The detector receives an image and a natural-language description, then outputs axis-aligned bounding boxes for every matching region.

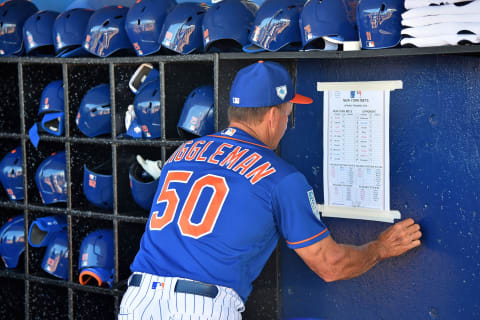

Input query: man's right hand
[295,218,422,282]
[376,218,422,259]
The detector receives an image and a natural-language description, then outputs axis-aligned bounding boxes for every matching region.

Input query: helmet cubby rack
[0,46,479,319]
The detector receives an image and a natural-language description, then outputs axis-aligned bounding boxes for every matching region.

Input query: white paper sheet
[317,81,403,223]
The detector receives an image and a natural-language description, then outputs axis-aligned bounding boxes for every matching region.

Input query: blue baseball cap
[229,61,312,108]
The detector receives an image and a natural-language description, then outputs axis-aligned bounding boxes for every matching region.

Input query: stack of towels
[401,0,480,47]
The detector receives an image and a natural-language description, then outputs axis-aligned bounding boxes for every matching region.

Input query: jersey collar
[208,127,270,150]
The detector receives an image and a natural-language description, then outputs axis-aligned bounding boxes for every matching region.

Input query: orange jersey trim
[286,229,328,245]
[208,135,270,150]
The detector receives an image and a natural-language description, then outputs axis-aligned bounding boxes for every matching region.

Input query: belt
[129,274,219,299]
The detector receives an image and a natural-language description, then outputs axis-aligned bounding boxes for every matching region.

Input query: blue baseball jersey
[130,127,329,302]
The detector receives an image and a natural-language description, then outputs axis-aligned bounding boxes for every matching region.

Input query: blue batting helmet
[83,161,113,210]
[357,0,404,49]
[202,0,258,52]
[124,0,175,56]
[300,0,358,50]
[0,215,25,268]
[243,0,304,53]
[23,10,59,56]
[37,80,65,136]
[78,229,114,287]
[28,215,68,279]
[0,147,23,201]
[76,83,111,138]
[29,81,65,147]
[159,2,209,55]
[83,6,133,57]
[129,160,159,211]
[35,151,67,205]
[38,80,64,115]
[41,230,68,280]
[131,80,161,139]
[53,8,94,57]
[177,85,215,137]
[0,0,38,56]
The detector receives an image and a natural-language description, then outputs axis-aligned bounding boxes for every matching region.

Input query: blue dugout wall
[280,55,480,319]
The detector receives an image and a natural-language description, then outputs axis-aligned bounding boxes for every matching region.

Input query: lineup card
[317,81,402,223]
[326,89,387,210]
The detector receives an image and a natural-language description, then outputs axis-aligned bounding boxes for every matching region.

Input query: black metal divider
[62,62,74,320]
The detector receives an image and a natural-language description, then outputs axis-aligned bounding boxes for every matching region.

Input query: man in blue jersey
[119,61,422,320]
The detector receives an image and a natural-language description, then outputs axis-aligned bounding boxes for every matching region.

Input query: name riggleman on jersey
[166,138,277,185]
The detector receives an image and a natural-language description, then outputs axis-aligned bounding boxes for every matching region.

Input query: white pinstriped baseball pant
[118,272,245,320]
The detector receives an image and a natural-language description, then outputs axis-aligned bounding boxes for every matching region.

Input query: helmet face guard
[38,112,65,136]
[0,215,25,268]
[76,83,111,138]
[130,80,162,139]
[29,113,65,148]
[129,161,159,211]
[357,0,404,49]
[28,215,67,248]
[202,0,258,52]
[83,6,133,57]
[0,147,24,201]
[243,0,304,52]
[128,63,160,95]
[177,85,215,137]
[125,0,175,56]
[35,151,67,205]
[23,10,59,56]
[41,230,68,280]
[0,0,39,56]
[159,3,209,55]
[300,0,359,49]
[78,229,114,287]
[53,8,94,57]
[83,162,113,210]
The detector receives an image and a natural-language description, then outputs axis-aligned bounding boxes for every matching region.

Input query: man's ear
[266,107,278,130]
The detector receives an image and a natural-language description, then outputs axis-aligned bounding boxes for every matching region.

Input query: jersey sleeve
[272,172,330,249]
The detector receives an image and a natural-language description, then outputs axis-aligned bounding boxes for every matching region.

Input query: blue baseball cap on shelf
[229,60,312,108]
